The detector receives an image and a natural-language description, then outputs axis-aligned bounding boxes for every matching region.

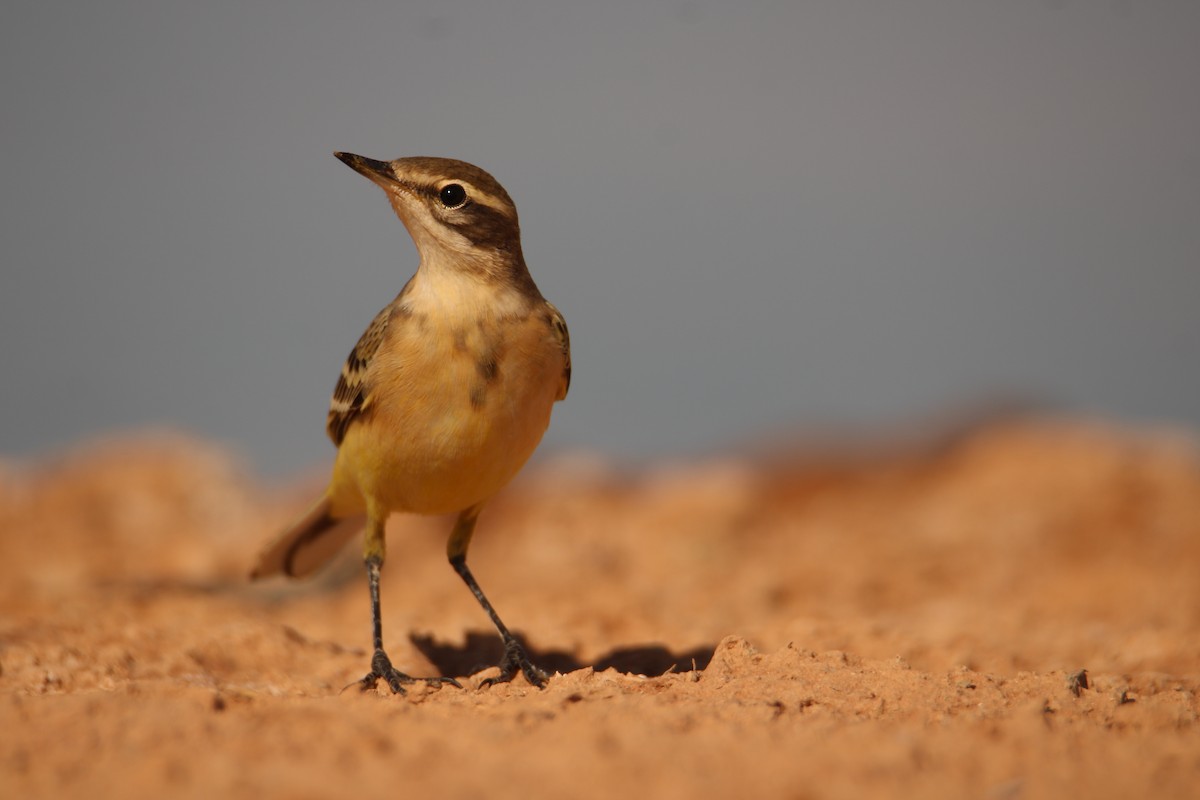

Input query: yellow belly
[327,313,563,517]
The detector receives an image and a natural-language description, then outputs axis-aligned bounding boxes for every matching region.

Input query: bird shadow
[410,631,715,679]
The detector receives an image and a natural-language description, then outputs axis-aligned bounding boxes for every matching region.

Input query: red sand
[2,419,1199,798]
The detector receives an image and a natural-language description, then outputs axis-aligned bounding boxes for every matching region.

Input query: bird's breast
[335,304,564,515]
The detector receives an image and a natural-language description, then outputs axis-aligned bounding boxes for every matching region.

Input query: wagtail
[253,153,571,693]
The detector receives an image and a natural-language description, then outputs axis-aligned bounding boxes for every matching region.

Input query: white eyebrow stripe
[401,171,515,219]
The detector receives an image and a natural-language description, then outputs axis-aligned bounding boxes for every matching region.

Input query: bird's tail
[250,495,366,580]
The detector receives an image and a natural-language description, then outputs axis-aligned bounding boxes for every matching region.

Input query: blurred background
[2,0,1197,477]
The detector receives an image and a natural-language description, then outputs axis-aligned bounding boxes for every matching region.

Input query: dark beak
[334,152,395,184]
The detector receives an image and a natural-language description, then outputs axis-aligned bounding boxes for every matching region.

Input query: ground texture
[2,418,1199,798]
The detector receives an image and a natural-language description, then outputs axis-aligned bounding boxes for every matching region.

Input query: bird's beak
[335,152,397,187]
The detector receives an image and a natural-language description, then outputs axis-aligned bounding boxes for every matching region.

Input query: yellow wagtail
[252,153,571,693]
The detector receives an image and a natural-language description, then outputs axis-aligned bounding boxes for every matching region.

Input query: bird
[251,153,571,694]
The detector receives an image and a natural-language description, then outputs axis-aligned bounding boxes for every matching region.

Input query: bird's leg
[358,518,460,694]
[448,507,549,688]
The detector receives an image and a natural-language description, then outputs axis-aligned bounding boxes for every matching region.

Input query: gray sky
[3,1,1198,476]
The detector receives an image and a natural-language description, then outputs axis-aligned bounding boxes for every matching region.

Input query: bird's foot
[479,638,549,689]
[357,648,461,694]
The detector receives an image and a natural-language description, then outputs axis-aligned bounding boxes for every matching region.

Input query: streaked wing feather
[327,304,394,445]
[545,301,571,401]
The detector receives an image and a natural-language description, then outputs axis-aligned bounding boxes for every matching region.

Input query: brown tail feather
[250,495,366,580]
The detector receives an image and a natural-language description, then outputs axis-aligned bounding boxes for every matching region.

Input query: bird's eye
[439,183,468,208]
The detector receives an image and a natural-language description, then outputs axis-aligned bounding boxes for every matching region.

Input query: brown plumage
[252,153,571,694]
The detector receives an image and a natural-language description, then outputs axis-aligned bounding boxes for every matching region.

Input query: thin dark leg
[450,554,549,688]
[357,554,461,694]
[369,554,385,651]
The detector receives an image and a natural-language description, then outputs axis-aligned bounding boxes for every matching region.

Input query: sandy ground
[2,417,1200,799]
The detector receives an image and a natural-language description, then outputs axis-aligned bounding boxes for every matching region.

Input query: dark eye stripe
[421,182,515,219]
[445,202,520,251]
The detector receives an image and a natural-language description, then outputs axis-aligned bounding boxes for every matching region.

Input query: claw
[358,649,461,694]
[479,639,549,689]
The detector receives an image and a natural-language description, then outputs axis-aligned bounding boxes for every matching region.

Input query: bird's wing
[326,302,395,446]
[545,301,571,401]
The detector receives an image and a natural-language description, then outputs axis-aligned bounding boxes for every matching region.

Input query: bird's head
[335,152,526,277]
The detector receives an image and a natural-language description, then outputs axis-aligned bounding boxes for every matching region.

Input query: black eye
[439,183,467,208]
